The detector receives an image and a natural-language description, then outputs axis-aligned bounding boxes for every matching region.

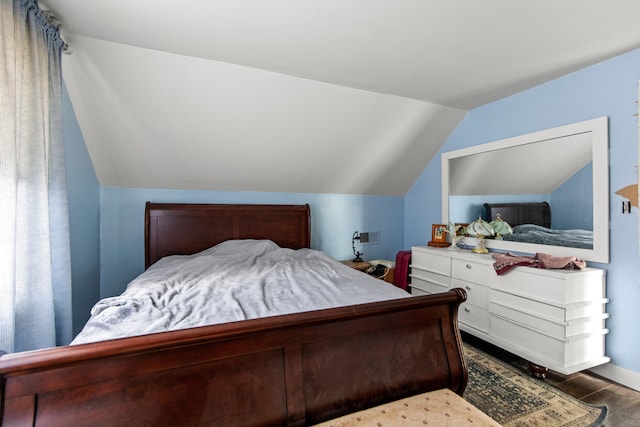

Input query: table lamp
[490,213,512,240]
[467,217,494,254]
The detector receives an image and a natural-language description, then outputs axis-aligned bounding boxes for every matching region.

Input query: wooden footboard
[0,289,466,427]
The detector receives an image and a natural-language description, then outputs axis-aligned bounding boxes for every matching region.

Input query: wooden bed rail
[1,289,467,426]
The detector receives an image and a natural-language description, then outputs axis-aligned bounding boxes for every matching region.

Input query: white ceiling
[41,0,640,195]
[449,132,592,196]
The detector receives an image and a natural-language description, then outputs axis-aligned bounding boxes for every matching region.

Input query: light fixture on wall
[467,217,494,254]
[352,231,364,262]
[490,213,512,240]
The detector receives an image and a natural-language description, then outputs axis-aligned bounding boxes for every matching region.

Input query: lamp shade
[490,213,512,239]
[468,217,494,238]
[468,217,493,254]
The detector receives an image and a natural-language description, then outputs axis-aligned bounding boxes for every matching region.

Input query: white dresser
[411,246,609,375]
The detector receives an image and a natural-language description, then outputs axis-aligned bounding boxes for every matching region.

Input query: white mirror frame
[441,116,609,263]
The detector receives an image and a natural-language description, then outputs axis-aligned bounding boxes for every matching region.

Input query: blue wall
[62,84,101,335]
[406,49,640,374]
[99,187,404,298]
[551,163,593,230]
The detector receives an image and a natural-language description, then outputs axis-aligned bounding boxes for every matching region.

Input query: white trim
[590,362,640,392]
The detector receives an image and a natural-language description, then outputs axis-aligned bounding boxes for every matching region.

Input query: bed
[484,201,593,249]
[0,202,468,426]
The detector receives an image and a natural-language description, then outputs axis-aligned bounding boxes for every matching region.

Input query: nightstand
[340,260,371,271]
[341,260,396,285]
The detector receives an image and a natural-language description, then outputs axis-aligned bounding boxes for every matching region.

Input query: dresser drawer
[411,272,450,295]
[410,286,430,296]
[492,268,605,304]
[452,278,488,309]
[452,258,495,285]
[459,303,489,333]
[490,315,607,369]
[490,301,607,339]
[491,290,608,323]
[411,249,451,276]
[411,268,451,288]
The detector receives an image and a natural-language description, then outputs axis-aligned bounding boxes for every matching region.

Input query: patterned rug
[463,344,608,427]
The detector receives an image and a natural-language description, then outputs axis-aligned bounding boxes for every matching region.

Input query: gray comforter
[72,240,409,344]
[503,224,593,249]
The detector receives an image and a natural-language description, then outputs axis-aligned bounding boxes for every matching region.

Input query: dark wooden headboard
[145,202,311,269]
[483,202,551,228]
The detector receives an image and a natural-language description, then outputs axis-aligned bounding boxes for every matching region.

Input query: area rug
[463,344,608,427]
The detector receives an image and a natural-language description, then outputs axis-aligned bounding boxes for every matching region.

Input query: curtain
[0,0,72,352]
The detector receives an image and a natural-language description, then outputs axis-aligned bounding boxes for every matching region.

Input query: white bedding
[72,240,410,344]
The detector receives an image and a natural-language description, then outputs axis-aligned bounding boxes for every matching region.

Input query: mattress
[72,239,410,344]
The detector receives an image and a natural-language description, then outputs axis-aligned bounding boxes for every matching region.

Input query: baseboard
[589,362,640,392]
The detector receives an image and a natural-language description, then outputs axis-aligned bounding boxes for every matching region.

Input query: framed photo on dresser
[428,224,450,247]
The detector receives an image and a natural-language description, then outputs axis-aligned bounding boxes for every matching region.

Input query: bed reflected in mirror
[441,117,609,263]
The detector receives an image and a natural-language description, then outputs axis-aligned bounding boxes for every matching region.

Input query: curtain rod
[40,8,72,54]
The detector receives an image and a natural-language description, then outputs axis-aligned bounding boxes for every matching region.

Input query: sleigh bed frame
[0,202,467,426]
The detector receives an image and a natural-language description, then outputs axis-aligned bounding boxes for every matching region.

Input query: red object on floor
[393,250,411,290]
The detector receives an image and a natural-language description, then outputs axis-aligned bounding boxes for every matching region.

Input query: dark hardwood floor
[463,333,640,426]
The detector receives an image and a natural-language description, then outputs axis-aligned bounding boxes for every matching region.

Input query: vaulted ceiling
[42,0,640,195]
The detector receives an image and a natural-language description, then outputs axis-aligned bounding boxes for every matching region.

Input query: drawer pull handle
[464,307,471,312]
[465,285,472,291]
[466,264,472,269]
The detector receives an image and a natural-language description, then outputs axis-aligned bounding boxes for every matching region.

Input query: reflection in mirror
[441,117,609,263]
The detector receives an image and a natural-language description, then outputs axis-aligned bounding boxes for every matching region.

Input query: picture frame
[431,224,447,243]
[428,224,450,247]
[454,223,469,237]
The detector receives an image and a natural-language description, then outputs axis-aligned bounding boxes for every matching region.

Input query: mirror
[441,117,609,263]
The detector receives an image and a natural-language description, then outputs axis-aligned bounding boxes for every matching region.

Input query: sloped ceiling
[449,132,592,196]
[41,0,640,195]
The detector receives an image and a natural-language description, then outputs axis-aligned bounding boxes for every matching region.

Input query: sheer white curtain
[0,0,72,352]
